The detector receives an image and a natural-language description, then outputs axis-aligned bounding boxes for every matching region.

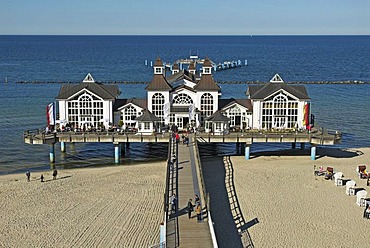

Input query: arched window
[200,93,213,122]
[273,93,287,116]
[123,106,137,126]
[173,93,193,105]
[67,92,103,129]
[228,106,241,127]
[152,93,165,122]
[261,92,298,129]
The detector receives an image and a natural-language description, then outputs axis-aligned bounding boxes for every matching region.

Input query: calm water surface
[0,35,369,174]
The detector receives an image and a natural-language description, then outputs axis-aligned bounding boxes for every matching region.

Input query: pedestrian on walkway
[170,193,177,213]
[40,174,44,183]
[195,203,202,221]
[195,194,200,204]
[187,199,194,219]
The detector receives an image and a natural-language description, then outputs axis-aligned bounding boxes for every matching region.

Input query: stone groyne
[13,80,370,84]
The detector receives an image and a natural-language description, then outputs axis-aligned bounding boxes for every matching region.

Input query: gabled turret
[153,57,164,76]
[188,62,196,75]
[146,57,172,91]
[172,63,179,74]
[202,57,212,75]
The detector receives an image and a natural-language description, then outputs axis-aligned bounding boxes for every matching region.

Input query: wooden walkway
[166,135,213,248]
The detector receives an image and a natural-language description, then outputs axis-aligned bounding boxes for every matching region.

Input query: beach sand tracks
[0,163,166,247]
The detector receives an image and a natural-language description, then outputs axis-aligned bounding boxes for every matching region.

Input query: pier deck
[24,130,341,146]
[166,136,213,248]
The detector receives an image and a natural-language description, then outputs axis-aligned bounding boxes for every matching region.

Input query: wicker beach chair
[356,190,367,207]
[357,165,368,179]
[345,180,356,195]
[334,172,344,186]
[324,167,334,180]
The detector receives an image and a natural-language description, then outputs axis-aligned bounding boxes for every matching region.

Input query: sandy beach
[0,162,166,248]
[202,147,370,248]
[1,147,369,248]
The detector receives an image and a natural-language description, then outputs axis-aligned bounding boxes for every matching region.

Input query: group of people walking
[187,194,202,221]
[170,193,203,221]
[25,169,58,182]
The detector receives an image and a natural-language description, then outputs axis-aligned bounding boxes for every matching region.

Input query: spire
[172,63,179,74]
[188,62,196,75]
[153,57,164,75]
[202,57,212,75]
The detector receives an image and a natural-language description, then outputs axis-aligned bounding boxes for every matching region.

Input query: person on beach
[52,169,58,180]
[195,203,202,221]
[26,170,31,182]
[187,199,194,219]
[40,174,44,182]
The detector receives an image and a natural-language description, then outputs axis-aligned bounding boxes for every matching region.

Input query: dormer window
[204,68,210,74]
[155,67,162,74]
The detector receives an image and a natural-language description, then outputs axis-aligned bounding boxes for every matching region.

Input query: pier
[164,134,215,247]
[24,128,342,163]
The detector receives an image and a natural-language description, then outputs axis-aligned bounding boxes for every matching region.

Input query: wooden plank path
[166,135,213,248]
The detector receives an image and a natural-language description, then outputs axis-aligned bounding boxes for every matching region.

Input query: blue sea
[0,35,369,175]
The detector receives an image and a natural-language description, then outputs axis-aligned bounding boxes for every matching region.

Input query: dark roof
[56,82,120,100]
[188,62,196,70]
[171,84,196,93]
[219,98,253,111]
[205,110,230,122]
[172,63,179,70]
[154,57,163,67]
[113,98,147,111]
[166,70,197,84]
[247,83,310,100]
[194,74,220,91]
[203,57,212,67]
[146,74,172,91]
[135,109,160,122]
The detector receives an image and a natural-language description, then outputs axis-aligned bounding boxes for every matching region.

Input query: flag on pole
[46,102,55,126]
[303,102,310,129]
[163,102,170,121]
[189,104,195,120]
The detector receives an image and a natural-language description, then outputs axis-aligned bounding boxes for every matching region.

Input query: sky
[0,0,369,35]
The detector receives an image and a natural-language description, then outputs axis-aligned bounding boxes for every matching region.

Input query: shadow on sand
[202,156,256,248]
[251,147,363,160]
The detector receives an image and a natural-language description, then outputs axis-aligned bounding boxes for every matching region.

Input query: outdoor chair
[324,167,334,180]
[346,180,356,196]
[357,165,368,179]
[356,190,367,207]
[334,172,344,186]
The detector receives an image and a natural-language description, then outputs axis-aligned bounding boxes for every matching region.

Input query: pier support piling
[49,144,55,164]
[245,145,250,160]
[300,142,305,150]
[292,142,296,149]
[311,145,317,160]
[236,142,240,154]
[60,141,66,152]
[114,143,120,164]
[121,142,125,158]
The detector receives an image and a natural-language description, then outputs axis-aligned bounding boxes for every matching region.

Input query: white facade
[55,67,311,134]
